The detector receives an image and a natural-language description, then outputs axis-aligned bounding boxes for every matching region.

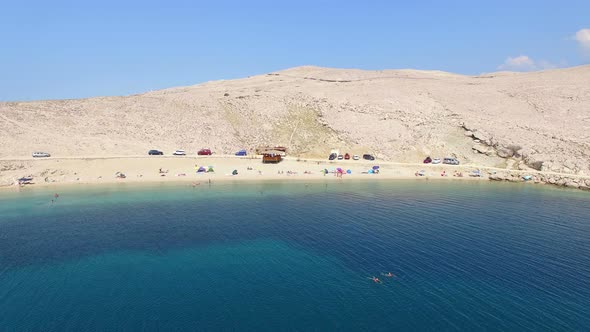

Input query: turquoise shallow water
[0,181,589,331]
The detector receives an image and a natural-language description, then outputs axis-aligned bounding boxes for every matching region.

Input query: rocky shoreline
[488,171,590,190]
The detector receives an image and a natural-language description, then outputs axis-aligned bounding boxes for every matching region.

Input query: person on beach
[54,193,59,199]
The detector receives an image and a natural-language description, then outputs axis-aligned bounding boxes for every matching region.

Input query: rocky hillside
[1,65,589,175]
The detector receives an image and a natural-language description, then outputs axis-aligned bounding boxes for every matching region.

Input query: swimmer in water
[370,276,382,283]
[381,272,395,278]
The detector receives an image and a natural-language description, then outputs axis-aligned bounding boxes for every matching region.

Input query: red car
[344,153,350,160]
[198,149,212,156]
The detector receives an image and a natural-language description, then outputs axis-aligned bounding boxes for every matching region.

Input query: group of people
[370,272,396,284]
[276,170,300,175]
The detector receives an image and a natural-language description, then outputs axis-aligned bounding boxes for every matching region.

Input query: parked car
[173,150,186,156]
[198,149,212,156]
[32,152,51,158]
[352,155,360,160]
[443,157,460,165]
[235,149,247,156]
[423,156,432,163]
[337,155,343,160]
[344,153,350,160]
[148,150,163,155]
[329,153,337,160]
[363,154,375,161]
[431,158,441,164]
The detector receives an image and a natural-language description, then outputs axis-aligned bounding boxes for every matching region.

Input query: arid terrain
[1,65,589,188]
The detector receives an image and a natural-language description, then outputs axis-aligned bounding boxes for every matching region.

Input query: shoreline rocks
[487,171,589,191]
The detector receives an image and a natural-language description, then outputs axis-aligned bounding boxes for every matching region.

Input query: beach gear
[232,169,238,175]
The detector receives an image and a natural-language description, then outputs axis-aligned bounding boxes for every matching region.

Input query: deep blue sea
[0,180,589,331]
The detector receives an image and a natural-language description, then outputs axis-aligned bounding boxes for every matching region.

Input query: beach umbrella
[346,169,351,174]
[372,166,380,170]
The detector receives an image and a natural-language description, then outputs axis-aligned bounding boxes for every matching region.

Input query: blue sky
[1,0,589,101]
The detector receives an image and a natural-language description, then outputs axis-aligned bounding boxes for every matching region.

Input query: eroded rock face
[497,148,514,158]
[472,131,492,146]
[472,144,490,154]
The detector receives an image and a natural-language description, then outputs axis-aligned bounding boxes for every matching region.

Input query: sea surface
[0,180,589,331]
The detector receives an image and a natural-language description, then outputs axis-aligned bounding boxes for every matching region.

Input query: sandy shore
[3,155,588,191]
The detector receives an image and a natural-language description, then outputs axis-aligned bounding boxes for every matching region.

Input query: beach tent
[232,169,238,175]
[207,166,215,173]
[197,166,206,173]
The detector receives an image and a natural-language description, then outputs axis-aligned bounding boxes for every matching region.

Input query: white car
[173,150,186,156]
[32,152,50,158]
[352,155,360,160]
[432,158,442,164]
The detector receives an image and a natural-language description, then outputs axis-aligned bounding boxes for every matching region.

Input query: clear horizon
[1,0,589,101]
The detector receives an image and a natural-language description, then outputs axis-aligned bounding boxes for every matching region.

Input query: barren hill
[1,65,589,175]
